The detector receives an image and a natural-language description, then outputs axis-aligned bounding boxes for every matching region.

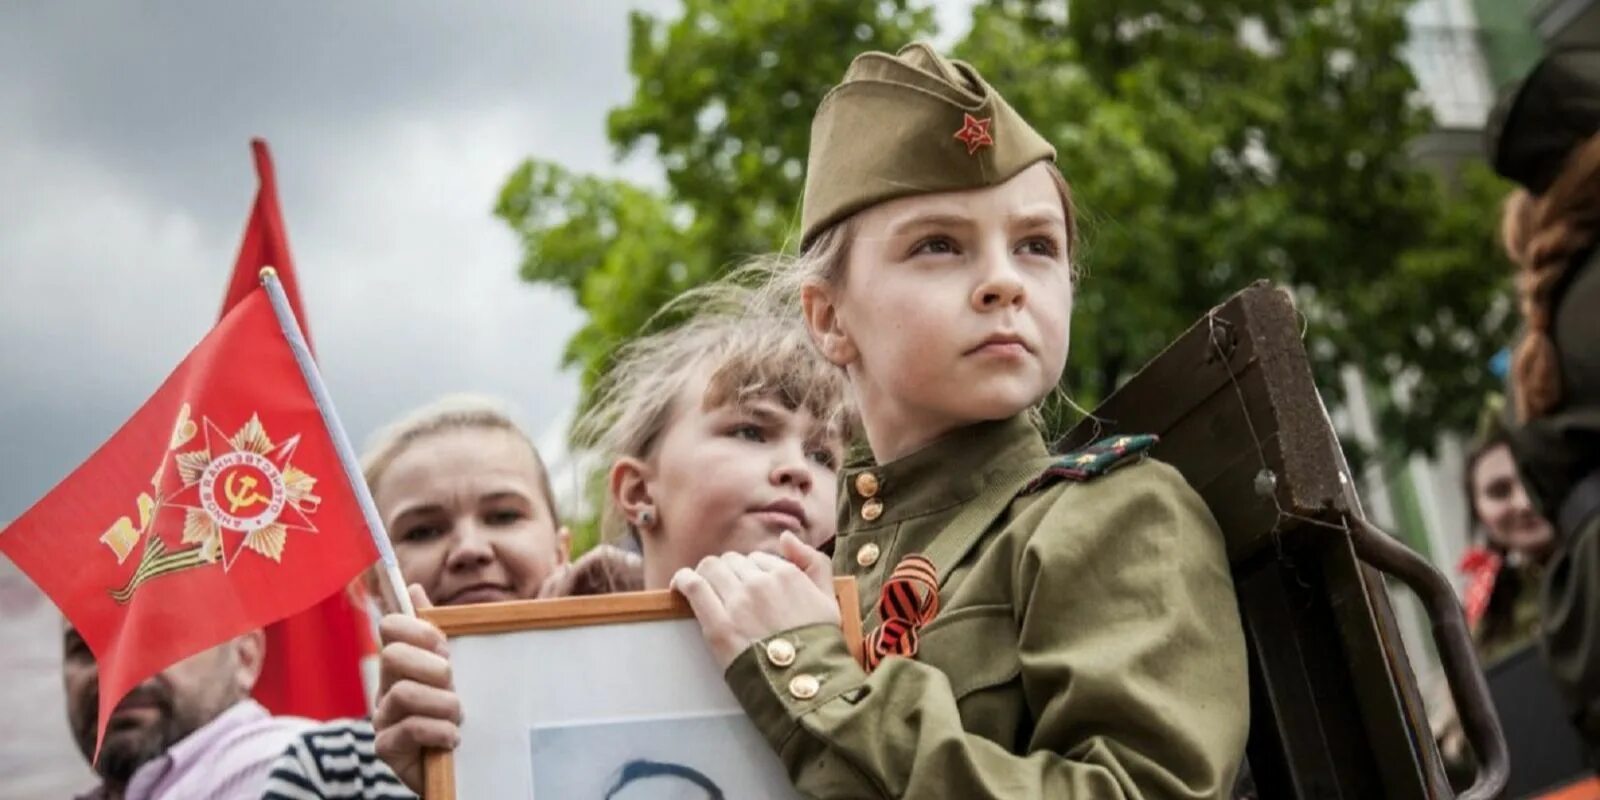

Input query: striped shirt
[260,719,416,800]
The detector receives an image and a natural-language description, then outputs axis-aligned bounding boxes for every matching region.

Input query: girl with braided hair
[1488,45,1600,766]
[1500,114,1600,424]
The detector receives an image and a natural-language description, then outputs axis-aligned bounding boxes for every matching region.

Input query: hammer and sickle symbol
[225,472,271,514]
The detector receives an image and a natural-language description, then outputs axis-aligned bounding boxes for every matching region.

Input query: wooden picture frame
[418,578,863,799]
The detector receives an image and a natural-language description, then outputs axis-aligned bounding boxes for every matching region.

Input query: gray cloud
[0,2,683,523]
[0,5,684,795]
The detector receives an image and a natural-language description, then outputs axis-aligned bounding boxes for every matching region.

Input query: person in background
[1435,400,1560,780]
[1488,45,1600,764]
[64,625,308,799]
[1459,401,1558,666]
[262,395,624,799]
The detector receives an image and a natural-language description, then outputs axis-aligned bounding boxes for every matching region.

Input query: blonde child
[576,290,850,586]
[370,302,852,792]
[671,43,1249,799]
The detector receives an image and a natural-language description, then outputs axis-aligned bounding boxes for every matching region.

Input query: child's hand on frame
[672,531,841,670]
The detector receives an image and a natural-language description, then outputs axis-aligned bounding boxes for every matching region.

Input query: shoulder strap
[1019,434,1159,495]
[917,434,1158,587]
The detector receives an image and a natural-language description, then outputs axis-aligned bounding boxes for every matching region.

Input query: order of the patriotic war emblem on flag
[101,403,330,604]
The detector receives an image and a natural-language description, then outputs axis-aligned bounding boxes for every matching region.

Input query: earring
[638,508,655,528]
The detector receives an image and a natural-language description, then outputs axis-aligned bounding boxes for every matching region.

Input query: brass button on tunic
[855,471,880,498]
[860,498,884,521]
[788,673,820,700]
[765,638,797,668]
[855,542,881,568]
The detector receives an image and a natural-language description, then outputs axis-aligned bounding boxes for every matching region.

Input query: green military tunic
[724,415,1250,798]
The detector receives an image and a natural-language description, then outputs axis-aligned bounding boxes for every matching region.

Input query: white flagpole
[258,267,416,617]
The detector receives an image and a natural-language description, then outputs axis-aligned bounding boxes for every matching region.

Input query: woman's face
[618,374,842,589]
[805,161,1073,461]
[374,427,569,609]
[1472,443,1555,561]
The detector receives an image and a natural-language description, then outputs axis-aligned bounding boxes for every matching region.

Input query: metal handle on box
[1349,515,1510,800]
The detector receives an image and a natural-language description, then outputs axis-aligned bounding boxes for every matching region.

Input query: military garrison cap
[1486,46,1600,195]
[799,42,1057,250]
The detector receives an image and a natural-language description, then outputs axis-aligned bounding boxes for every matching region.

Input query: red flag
[223,140,310,344]
[0,289,379,756]
[222,140,377,720]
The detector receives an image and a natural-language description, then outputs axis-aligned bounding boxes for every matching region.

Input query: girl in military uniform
[671,43,1249,799]
[367,299,853,794]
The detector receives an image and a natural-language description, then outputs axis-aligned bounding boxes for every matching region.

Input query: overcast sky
[0,2,686,523]
[0,4,664,791]
[0,2,973,524]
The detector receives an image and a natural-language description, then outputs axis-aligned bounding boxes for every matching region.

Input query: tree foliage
[496,0,936,403]
[497,0,1515,458]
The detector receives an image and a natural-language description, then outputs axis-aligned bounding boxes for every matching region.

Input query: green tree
[956,0,1514,445]
[497,0,1514,466]
[496,0,936,404]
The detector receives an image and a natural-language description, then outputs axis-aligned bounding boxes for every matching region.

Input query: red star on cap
[953,113,994,155]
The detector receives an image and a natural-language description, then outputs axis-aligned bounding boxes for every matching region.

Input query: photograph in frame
[530,710,799,799]
[420,578,863,799]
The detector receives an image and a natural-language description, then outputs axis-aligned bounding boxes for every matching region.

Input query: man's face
[61,624,256,787]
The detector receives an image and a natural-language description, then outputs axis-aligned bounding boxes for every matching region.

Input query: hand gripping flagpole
[259,267,417,618]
